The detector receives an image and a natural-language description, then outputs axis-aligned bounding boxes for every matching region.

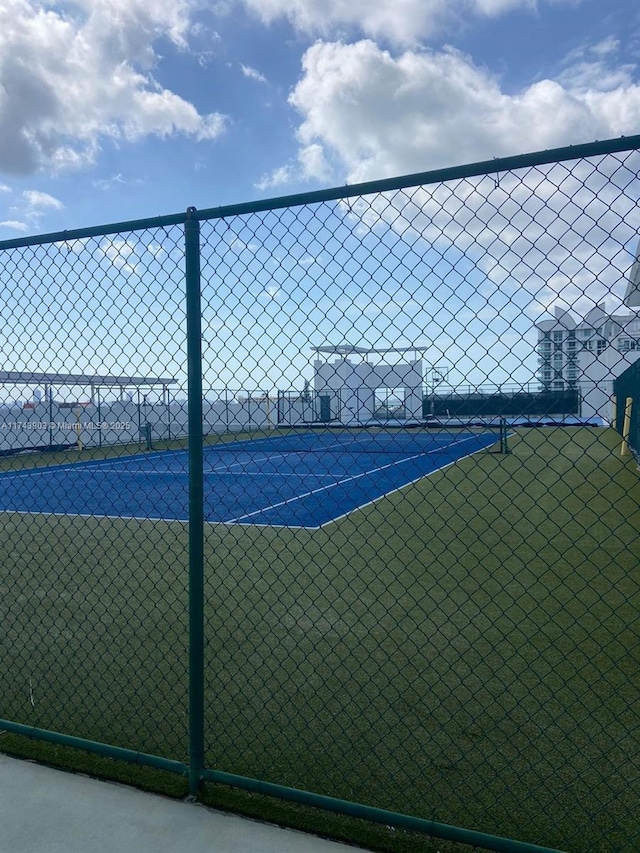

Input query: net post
[74,408,83,452]
[47,384,52,448]
[97,386,102,448]
[165,385,172,442]
[185,207,205,797]
[501,418,509,454]
[621,397,633,456]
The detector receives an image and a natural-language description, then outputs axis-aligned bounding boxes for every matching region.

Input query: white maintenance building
[312,346,426,425]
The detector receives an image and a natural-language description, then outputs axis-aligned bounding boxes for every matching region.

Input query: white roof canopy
[312,345,428,355]
[0,372,176,387]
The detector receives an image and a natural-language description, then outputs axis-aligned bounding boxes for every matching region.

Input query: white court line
[0,438,306,481]
[206,449,294,473]
[99,448,316,477]
[0,447,290,481]
[0,429,468,481]
[318,435,500,528]
[70,466,342,480]
[222,434,481,524]
[137,471,342,480]
[0,436,500,530]
[0,508,318,530]
[0,453,334,482]
[0,433,504,529]
[89,467,190,476]
[0,451,178,481]
[216,471,340,479]
[0,438,436,480]
[223,437,499,530]
[0,509,188,524]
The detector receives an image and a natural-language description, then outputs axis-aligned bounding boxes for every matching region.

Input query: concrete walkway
[0,755,367,853]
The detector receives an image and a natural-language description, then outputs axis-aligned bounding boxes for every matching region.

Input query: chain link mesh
[0,227,190,760]
[1,145,639,853]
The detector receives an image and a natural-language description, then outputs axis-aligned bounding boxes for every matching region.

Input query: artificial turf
[0,426,638,853]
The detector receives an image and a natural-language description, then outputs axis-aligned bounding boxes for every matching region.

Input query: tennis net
[205,420,511,456]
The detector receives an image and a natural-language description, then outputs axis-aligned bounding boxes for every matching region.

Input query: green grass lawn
[0,426,639,853]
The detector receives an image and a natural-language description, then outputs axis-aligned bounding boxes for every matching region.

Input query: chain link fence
[0,225,190,762]
[1,136,639,853]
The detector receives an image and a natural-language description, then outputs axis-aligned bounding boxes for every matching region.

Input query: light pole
[427,364,449,417]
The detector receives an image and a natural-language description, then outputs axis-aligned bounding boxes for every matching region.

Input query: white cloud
[254,143,331,191]
[0,0,226,175]
[23,190,64,210]
[240,0,572,45]
[100,237,139,272]
[146,242,165,257]
[336,157,640,325]
[472,0,536,13]
[557,36,634,93]
[0,220,29,232]
[0,184,11,193]
[275,36,640,321]
[76,0,195,55]
[222,232,260,253]
[1,187,64,229]
[92,173,134,191]
[255,164,294,191]
[8,188,65,227]
[563,35,620,66]
[241,63,268,83]
[590,35,620,58]
[287,39,639,185]
[298,143,332,182]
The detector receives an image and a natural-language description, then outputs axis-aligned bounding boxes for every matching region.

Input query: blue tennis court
[0,429,500,528]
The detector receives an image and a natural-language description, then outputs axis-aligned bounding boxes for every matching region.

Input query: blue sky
[1,0,640,394]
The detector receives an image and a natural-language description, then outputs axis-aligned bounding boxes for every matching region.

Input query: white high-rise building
[535,304,640,421]
[536,304,640,391]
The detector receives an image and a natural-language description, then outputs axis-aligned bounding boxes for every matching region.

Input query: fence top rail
[1,134,640,252]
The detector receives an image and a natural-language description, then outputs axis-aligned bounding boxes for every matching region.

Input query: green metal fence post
[185,207,205,796]
[501,417,509,454]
